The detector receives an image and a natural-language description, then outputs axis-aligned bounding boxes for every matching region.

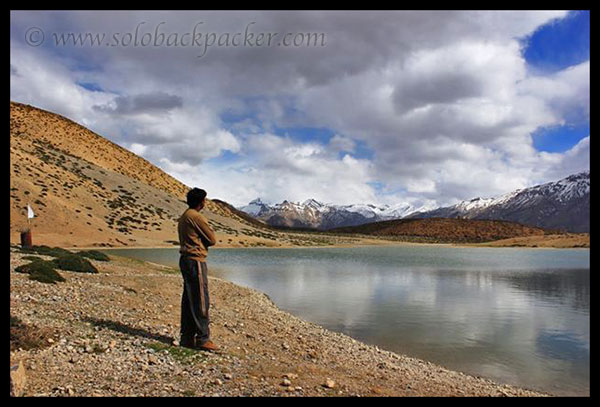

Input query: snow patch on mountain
[237,198,430,229]
[237,172,589,232]
[406,171,590,232]
[239,198,270,216]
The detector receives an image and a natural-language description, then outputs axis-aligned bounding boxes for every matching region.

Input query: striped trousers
[179,256,210,345]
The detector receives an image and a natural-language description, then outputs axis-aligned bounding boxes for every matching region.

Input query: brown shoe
[197,340,220,352]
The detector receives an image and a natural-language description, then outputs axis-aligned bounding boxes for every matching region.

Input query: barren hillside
[9,102,368,248]
[330,217,551,243]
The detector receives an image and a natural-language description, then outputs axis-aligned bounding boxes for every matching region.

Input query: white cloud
[163,133,378,207]
[10,11,588,209]
[518,61,590,123]
[10,42,241,167]
[129,143,147,155]
[294,36,589,204]
[9,43,114,127]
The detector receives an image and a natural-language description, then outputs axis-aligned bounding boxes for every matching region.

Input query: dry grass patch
[10,315,60,351]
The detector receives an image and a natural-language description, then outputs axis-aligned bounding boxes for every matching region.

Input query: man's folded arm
[192,214,217,247]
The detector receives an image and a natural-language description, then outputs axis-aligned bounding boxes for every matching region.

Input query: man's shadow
[83,316,173,345]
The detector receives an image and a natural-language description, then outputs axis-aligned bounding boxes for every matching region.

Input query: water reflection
[496,270,590,312]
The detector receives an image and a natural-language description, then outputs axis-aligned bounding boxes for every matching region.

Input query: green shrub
[15,260,66,284]
[22,256,43,262]
[37,246,73,257]
[18,245,73,258]
[29,269,67,284]
[77,250,110,262]
[53,254,98,274]
[15,259,53,274]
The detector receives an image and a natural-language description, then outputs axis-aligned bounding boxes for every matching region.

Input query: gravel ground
[10,249,548,397]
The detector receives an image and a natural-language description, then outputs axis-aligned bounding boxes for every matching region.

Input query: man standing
[178,188,219,351]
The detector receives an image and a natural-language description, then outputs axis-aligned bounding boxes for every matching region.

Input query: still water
[101,245,590,396]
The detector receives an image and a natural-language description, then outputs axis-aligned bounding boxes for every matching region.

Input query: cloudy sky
[10,10,590,209]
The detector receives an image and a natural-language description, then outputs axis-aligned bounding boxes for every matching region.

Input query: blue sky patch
[522,10,590,73]
[274,125,334,145]
[274,126,376,160]
[532,122,589,153]
[205,150,241,166]
[351,139,375,160]
[77,81,104,92]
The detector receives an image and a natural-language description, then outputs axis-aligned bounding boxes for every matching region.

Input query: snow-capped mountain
[238,199,429,230]
[240,198,271,216]
[238,172,589,232]
[406,171,590,233]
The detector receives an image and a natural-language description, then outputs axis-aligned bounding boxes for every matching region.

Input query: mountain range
[239,172,590,232]
[239,198,432,230]
[408,171,590,233]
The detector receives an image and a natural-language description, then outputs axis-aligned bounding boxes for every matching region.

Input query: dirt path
[10,250,548,397]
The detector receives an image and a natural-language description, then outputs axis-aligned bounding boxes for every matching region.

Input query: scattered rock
[323,378,336,389]
[10,361,27,397]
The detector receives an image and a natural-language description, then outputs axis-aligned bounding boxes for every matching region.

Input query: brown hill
[10,102,189,199]
[473,233,590,248]
[9,101,367,248]
[330,217,550,243]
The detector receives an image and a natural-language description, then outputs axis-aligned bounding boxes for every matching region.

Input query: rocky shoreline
[10,249,548,397]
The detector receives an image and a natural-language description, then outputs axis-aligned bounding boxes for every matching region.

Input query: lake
[100,245,590,396]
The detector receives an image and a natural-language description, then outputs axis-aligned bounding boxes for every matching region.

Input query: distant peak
[570,171,589,179]
[302,198,324,206]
